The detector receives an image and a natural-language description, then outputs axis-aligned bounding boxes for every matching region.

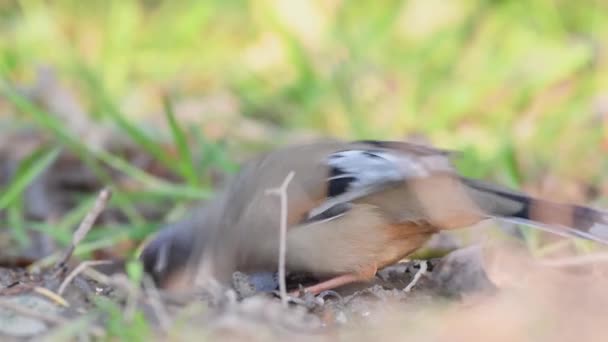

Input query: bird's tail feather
[461,177,608,244]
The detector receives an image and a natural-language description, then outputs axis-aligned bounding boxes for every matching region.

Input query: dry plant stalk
[265,171,296,308]
[81,266,112,285]
[54,187,112,272]
[33,286,69,307]
[57,260,113,295]
[404,260,428,292]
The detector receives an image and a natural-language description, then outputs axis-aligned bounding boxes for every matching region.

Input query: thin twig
[54,188,112,271]
[57,260,113,295]
[404,260,428,292]
[82,267,112,285]
[265,171,295,308]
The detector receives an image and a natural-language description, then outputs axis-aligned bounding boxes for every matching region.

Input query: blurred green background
[1,0,608,258]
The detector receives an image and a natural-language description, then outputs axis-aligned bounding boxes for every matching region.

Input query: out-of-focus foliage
[3,0,608,185]
[1,0,608,250]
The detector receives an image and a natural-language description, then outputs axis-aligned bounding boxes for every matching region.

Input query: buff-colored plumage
[141,139,608,293]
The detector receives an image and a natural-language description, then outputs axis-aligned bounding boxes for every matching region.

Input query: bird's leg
[291,264,377,296]
[294,274,362,296]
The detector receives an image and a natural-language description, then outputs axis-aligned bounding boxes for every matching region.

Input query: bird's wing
[307,140,608,245]
[307,140,457,220]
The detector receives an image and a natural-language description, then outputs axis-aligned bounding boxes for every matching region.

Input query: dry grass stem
[54,188,112,271]
[33,287,69,307]
[57,260,113,295]
[404,260,428,292]
[81,267,112,285]
[265,171,296,308]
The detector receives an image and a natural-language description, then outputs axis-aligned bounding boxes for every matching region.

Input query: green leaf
[126,259,144,283]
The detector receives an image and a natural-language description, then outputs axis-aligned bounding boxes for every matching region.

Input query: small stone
[429,245,496,298]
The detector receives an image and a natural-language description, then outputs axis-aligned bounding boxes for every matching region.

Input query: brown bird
[141,139,608,294]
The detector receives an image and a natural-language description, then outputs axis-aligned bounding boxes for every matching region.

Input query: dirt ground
[2,235,608,341]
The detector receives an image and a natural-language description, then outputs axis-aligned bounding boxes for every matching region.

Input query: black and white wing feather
[308,145,453,219]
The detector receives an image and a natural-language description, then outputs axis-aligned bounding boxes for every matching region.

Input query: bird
[140,139,608,295]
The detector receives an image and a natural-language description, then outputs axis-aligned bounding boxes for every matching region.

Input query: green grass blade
[96,150,210,200]
[0,146,60,210]
[1,85,145,223]
[76,67,179,170]
[162,95,198,186]
[7,200,28,246]
[29,222,157,269]
[3,86,209,202]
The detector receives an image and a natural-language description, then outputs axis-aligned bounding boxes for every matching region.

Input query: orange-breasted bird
[141,139,608,294]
